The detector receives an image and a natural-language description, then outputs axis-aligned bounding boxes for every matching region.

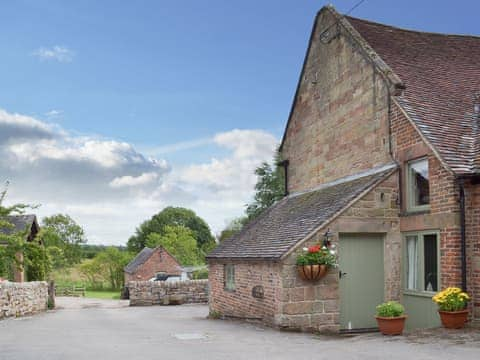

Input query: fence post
[48,280,55,309]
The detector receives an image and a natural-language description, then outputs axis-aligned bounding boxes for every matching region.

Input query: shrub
[376,301,405,317]
[432,287,470,311]
[192,268,208,280]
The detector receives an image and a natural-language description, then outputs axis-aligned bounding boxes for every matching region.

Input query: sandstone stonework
[0,281,48,319]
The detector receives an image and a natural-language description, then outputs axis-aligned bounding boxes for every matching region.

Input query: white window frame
[224,264,235,291]
[406,157,430,213]
[403,230,440,296]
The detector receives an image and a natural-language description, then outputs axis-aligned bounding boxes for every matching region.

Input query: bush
[192,268,208,280]
[376,301,405,317]
[296,245,337,268]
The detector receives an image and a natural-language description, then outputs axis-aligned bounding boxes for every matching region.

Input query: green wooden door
[339,234,384,330]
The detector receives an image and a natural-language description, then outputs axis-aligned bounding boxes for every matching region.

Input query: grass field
[85,290,121,300]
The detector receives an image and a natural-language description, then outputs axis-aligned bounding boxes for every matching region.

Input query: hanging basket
[297,264,327,281]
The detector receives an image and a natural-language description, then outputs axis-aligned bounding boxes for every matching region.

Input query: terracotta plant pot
[438,310,469,329]
[375,315,407,335]
[297,264,327,281]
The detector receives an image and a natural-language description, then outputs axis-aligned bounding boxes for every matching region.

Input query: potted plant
[375,301,407,335]
[432,287,470,329]
[296,245,336,281]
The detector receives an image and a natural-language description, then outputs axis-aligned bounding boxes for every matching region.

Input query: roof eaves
[279,164,398,260]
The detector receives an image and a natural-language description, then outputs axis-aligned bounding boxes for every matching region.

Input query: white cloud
[32,46,75,62]
[0,108,278,244]
[110,172,159,188]
[45,109,63,118]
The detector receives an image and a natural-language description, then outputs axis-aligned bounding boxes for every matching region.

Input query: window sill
[403,290,436,298]
[401,209,431,217]
[224,288,236,293]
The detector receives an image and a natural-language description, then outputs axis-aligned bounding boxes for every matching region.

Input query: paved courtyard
[0,297,479,360]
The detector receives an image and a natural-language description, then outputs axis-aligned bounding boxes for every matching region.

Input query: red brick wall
[465,182,480,318]
[391,102,472,308]
[125,248,182,283]
[208,261,282,324]
[281,10,392,193]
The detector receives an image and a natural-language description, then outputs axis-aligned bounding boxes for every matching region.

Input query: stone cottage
[207,5,480,332]
[0,215,40,282]
[124,247,182,283]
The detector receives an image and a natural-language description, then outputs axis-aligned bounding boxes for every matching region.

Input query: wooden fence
[55,285,86,297]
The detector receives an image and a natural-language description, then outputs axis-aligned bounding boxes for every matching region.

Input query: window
[404,232,439,293]
[224,264,235,291]
[406,158,430,212]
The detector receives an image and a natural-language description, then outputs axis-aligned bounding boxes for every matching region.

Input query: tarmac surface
[0,297,479,360]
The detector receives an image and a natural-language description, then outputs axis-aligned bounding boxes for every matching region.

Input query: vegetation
[85,290,121,300]
[432,287,470,311]
[296,245,337,268]
[376,301,405,317]
[245,149,285,220]
[192,268,209,280]
[217,148,285,242]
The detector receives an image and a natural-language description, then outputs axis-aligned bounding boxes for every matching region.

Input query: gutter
[457,177,467,292]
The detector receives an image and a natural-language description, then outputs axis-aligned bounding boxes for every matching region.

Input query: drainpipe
[457,177,467,292]
[278,160,289,197]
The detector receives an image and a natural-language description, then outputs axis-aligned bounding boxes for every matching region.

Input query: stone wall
[279,173,400,332]
[129,280,208,306]
[208,261,282,324]
[0,281,48,319]
[281,9,392,193]
[125,247,182,283]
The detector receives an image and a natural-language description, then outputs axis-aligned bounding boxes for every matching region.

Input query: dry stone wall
[0,281,48,319]
[129,280,208,306]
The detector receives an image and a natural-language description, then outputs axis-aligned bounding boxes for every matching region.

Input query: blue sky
[1,0,478,244]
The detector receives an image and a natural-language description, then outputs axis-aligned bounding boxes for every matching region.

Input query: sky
[1,0,479,245]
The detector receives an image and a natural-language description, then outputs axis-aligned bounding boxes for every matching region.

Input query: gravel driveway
[0,297,478,360]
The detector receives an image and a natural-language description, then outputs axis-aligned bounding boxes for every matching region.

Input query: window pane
[424,234,438,292]
[406,235,418,290]
[410,160,429,206]
[224,264,235,291]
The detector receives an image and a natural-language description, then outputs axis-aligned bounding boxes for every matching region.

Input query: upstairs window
[224,264,235,291]
[406,158,430,212]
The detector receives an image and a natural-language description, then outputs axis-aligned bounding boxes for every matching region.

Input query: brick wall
[0,281,48,319]
[125,247,182,283]
[208,261,282,324]
[279,173,400,332]
[465,182,480,319]
[281,9,392,193]
[129,280,208,306]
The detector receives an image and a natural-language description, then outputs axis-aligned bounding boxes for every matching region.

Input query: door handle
[339,271,347,279]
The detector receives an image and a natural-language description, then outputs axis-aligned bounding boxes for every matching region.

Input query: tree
[94,247,133,290]
[40,214,87,266]
[127,207,215,253]
[217,217,247,242]
[245,149,285,220]
[146,225,202,266]
[0,185,51,281]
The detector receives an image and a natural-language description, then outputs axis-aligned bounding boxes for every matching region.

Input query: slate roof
[0,215,38,236]
[207,165,396,260]
[345,15,480,174]
[124,247,154,274]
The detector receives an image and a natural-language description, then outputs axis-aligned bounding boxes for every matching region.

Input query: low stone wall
[0,281,48,319]
[128,280,208,306]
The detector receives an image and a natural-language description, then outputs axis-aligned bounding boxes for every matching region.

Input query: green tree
[146,225,202,266]
[0,185,50,281]
[217,217,247,242]
[245,149,285,220]
[79,258,104,289]
[95,247,133,290]
[40,214,87,266]
[127,207,215,254]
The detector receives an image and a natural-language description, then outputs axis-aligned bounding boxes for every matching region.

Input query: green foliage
[217,217,247,242]
[24,241,51,281]
[295,245,337,268]
[40,214,87,266]
[146,225,202,266]
[192,268,209,280]
[81,244,107,259]
[376,301,405,317]
[127,207,215,254]
[78,247,133,290]
[245,149,285,220]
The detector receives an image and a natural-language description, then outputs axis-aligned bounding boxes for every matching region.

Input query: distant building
[124,247,182,283]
